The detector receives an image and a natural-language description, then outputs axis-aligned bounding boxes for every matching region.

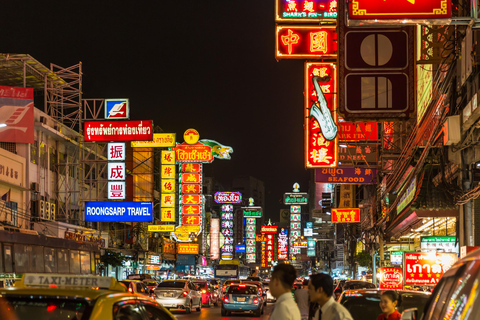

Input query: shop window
[3,244,12,273]
[70,250,80,274]
[45,247,56,273]
[30,141,38,164]
[80,251,90,274]
[7,201,18,226]
[31,245,45,273]
[14,244,32,273]
[57,248,69,273]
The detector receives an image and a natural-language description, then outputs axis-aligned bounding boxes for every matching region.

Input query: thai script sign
[379,268,403,290]
[174,143,213,163]
[84,201,153,222]
[315,167,376,184]
[131,133,176,147]
[332,208,360,223]
[261,225,278,234]
[349,0,451,20]
[421,236,458,253]
[243,207,262,218]
[214,191,242,204]
[177,243,199,255]
[64,230,106,247]
[396,177,416,214]
[284,193,308,205]
[276,26,337,59]
[84,120,153,142]
[404,252,457,286]
[148,225,175,232]
[275,0,337,22]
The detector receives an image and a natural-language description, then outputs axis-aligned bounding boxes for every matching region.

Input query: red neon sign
[181,163,202,173]
[404,252,456,286]
[181,173,202,184]
[182,184,201,194]
[339,122,378,142]
[379,268,403,290]
[275,0,338,23]
[349,0,451,20]
[276,26,337,59]
[261,226,278,234]
[304,62,337,168]
[181,205,202,215]
[182,215,201,226]
[181,195,202,205]
[331,208,360,223]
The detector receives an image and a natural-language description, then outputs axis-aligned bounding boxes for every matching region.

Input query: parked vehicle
[118,280,150,296]
[339,289,430,320]
[193,280,219,307]
[221,284,264,316]
[340,280,377,291]
[152,280,202,313]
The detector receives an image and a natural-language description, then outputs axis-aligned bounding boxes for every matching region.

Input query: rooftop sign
[284,193,308,205]
[84,120,153,142]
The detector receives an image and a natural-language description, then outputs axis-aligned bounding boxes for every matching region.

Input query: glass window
[45,247,56,273]
[227,286,258,295]
[142,302,175,320]
[157,281,186,288]
[70,250,80,274]
[80,251,90,274]
[31,245,45,273]
[14,244,31,273]
[136,283,146,293]
[113,301,144,320]
[4,244,13,273]
[30,141,38,164]
[429,276,457,319]
[9,201,18,227]
[57,248,69,273]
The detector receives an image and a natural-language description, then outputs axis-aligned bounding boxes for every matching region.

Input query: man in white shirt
[308,273,353,320]
[269,263,302,320]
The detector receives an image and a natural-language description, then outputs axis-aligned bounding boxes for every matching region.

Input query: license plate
[164,293,174,297]
[237,297,245,302]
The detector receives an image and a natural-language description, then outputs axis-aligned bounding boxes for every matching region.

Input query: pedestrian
[334,288,342,301]
[294,279,310,320]
[377,291,401,320]
[308,273,353,320]
[269,263,302,320]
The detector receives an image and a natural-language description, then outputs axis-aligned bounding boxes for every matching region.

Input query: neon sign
[304,62,338,168]
[275,0,338,22]
[276,26,337,59]
[348,0,451,20]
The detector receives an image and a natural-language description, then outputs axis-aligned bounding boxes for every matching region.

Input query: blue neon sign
[85,201,153,222]
[235,245,246,253]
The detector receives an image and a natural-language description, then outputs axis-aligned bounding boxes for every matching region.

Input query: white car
[153,279,202,313]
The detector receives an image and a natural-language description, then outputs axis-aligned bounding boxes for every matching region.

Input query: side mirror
[401,308,418,320]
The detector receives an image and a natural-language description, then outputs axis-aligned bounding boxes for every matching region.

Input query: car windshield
[157,281,185,288]
[193,282,206,289]
[1,296,91,320]
[227,286,258,295]
[344,282,376,290]
[341,292,430,320]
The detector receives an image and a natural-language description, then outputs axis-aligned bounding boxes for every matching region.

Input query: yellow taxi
[0,273,177,320]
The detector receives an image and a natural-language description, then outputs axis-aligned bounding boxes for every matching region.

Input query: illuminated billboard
[276,26,337,60]
[348,0,451,20]
[331,208,360,223]
[304,62,338,168]
[85,201,153,222]
[131,133,176,148]
[275,0,337,22]
[210,218,220,260]
[84,120,153,142]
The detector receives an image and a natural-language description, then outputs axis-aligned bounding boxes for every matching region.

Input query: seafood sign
[84,120,153,142]
[404,252,457,286]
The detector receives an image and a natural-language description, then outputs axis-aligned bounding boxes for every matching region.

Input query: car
[0,273,177,320]
[246,276,262,281]
[143,279,159,292]
[263,282,276,302]
[340,280,377,291]
[403,248,480,320]
[339,289,431,320]
[220,279,243,302]
[118,279,150,295]
[242,280,267,306]
[221,284,264,316]
[193,280,219,307]
[153,279,202,313]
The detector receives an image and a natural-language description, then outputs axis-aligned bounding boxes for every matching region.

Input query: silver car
[153,280,202,313]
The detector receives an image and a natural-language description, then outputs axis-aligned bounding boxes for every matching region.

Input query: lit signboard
[85,201,153,222]
[266,234,274,267]
[379,268,403,290]
[307,239,316,257]
[131,133,176,148]
[420,236,458,253]
[275,0,337,22]
[404,252,457,286]
[284,193,308,205]
[339,122,378,142]
[161,150,176,165]
[107,143,126,161]
[315,167,376,184]
[243,207,262,218]
[276,26,337,59]
[182,184,201,194]
[177,243,199,255]
[278,228,288,260]
[210,218,220,260]
[105,99,129,119]
[305,62,337,168]
[348,0,451,20]
[214,192,242,204]
[236,244,246,253]
[108,181,125,200]
[261,225,278,234]
[331,208,360,223]
[161,208,175,222]
[174,143,213,163]
[148,225,175,232]
[108,162,125,181]
[84,120,153,142]
[181,163,202,173]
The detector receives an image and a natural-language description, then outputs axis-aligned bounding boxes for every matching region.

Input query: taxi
[0,273,177,320]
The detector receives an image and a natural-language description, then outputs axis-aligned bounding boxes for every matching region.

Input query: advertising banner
[108,181,126,199]
[284,193,308,205]
[421,236,458,253]
[180,173,202,184]
[181,163,202,173]
[161,150,176,165]
[148,225,175,232]
[105,99,129,119]
[315,167,376,184]
[338,144,377,165]
[243,207,262,218]
[85,201,153,222]
[180,194,202,205]
[177,244,199,255]
[84,120,153,142]
[107,143,126,161]
[131,133,176,148]
[261,225,278,234]
[182,184,201,194]
[0,86,34,144]
[348,0,451,20]
[332,208,360,223]
[379,268,403,289]
[404,252,457,286]
[161,208,175,222]
[276,26,337,59]
[275,0,337,22]
[174,143,213,163]
[214,191,242,204]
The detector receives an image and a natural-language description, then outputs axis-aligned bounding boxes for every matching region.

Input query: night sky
[2,1,310,220]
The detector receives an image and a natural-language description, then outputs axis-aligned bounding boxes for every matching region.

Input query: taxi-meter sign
[22,274,114,289]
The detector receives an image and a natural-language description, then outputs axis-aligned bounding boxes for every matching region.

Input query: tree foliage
[101,249,127,268]
[356,251,372,268]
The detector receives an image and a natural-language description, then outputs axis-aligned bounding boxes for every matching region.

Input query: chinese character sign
[161,150,176,165]
[266,234,274,267]
[276,26,337,59]
[331,208,360,223]
[338,185,355,208]
[161,208,175,222]
[107,162,125,180]
[221,204,234,260]
[305,63,338,168]
[107,143,126,161]
[349,0,451,20]
[275,0,338,22]
[161,151,176,222]
[108,182,126,200]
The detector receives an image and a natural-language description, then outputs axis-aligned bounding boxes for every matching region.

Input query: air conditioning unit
[30,182,39,193]
[50,203,56,221]
[39,200,46,219]
[39,116,47,124]
[45,202,51,220]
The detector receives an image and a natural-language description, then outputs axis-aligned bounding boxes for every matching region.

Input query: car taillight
[183,291,188,297]
[224,297,229,304]
[47,305,57,312]
[253,297,259,305]
[128,287,133,293]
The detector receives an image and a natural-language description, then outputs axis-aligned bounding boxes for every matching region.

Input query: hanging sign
[84,120,153,142]
[148,225,175,232]
[315,167,376,184]
[284,193,308,205]
[174,143,213,163]
[348,0,451,20]
[331,208,361,223]
[276,26,337,59]
[177,243,199,255]
[214,191,243,204]
[275,0,337,22]
[339,144,377,165]
[107,143,126,161]
[131,133,176,148]
[181,163,202,173]
[161,208,175,222]
[105,99,129,119]
[339,122,378,142]
[182,184,201,194]
[85,201,153,222]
